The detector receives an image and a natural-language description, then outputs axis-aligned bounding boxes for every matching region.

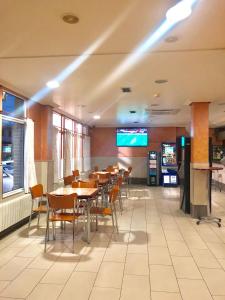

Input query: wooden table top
[50,187,98,198]
[94,171,118,176]
[80,178,109,185]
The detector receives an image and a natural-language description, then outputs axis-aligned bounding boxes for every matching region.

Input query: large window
[52,112,90,180]
[2,92,25,195]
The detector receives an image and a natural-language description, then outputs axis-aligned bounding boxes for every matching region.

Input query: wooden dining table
[50,187,98,243]
[94,171,119,176]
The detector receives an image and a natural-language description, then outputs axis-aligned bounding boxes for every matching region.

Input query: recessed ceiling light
[76,104,86,108]
[166,0,193,23]
[121,87,132,93]
[46,80,60,89]
[62,14,79,24]
[155,79,168,84]
[165,36,178,43]
[154,93,160,98]
[129,110,136,114]
[93,115,100,120]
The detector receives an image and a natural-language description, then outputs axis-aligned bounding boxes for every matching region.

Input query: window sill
[2,189,25,200]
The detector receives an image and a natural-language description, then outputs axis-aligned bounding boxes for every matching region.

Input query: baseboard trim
[191,204,208,218]
[130,178,147,185]
[0,213,37,240]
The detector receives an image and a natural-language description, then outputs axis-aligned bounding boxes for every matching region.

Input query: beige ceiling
[0,0,225,127]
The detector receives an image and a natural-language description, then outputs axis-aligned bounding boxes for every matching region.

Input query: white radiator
[0,193,31,233]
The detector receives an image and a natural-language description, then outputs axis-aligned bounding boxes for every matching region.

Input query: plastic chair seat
[49,212,82,222]
[90,207,112,215]
[33,205,47,213]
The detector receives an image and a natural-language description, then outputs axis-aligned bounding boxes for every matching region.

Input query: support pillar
[190,102,210,218]
[28,103,54,192]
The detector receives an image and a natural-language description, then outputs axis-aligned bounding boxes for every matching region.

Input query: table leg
[86,201,91,243]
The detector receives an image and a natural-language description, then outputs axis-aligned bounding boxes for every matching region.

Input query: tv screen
[116,128,148,147]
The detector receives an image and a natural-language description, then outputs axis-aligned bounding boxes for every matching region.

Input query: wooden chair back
[47,193,77,210]
[94,166,99,172]
[72,170,80,177]
[123,171,129,178]
[63,175,74,186]
[72,181,96,188]
[30,184,44,200]
[128,166,132,174]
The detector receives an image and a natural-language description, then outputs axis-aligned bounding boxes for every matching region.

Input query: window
[52,112,90,181]
[2,92,25,119]
[53,113,61,127]
[2,92,25,195]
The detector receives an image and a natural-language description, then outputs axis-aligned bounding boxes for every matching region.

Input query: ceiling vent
[149,109,180,115]
[121,87,131,93]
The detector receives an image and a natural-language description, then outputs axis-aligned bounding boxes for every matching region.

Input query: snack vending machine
[161,143,178,187]
[147,151,159,186]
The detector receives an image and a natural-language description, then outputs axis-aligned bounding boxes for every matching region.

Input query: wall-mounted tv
[116,128,148,147]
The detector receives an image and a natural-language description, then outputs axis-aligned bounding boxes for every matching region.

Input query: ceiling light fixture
[130,110,136,114]
[154,93,160,98]
[165,36,178,43]
[93,115,100,120]
[62,14,79,24]
[133,121,139,124]
[166,0,196,24]
[155,79,168,84]
[46,80,60,89]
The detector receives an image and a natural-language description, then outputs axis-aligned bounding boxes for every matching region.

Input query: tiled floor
[0,186,225,299]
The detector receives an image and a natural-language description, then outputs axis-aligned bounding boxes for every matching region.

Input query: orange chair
[29,184,47,228]
[45,193,82,252]
[72,180,97,188]
[90,185,119,232]
[72,170,80,179]
[63,175,75,186]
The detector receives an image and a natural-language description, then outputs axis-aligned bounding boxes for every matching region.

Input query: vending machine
[147,151,159,186]
[161,143,178,187]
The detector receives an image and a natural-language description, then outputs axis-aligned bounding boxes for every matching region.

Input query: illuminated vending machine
[161,143,178,187]
[147,151,159,186]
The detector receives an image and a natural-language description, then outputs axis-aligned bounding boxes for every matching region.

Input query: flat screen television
[116,128,148,147]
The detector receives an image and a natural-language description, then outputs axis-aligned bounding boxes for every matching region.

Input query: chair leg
[95,215,98,231]
[113,203,119,233]
[111,212,115,231]
[73,220,75,253]
[37,211,41,227]
[44,214,49,252]
[52,222,56,240]
[119,190,123,215]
